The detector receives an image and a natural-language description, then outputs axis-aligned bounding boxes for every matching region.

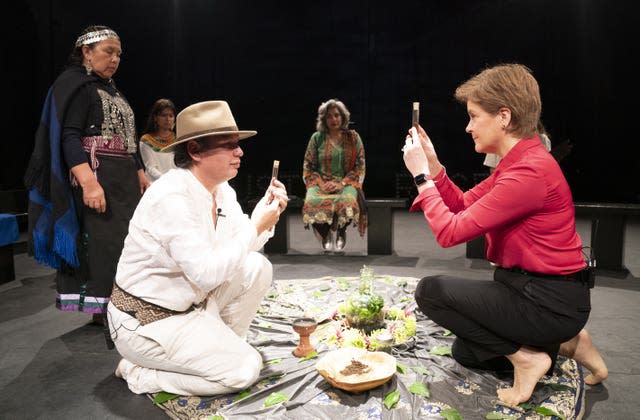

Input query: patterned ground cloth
[150,275,585,419]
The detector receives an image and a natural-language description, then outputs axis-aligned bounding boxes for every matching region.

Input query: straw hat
[161,100,256,152]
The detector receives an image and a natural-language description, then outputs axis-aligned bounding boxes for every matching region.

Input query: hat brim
[160,130,257,152]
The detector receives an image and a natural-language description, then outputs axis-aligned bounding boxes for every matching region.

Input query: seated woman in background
[302,99,366,252]
[139,98,177,183]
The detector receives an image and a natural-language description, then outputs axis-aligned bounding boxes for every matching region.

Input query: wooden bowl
[315,347,396,393]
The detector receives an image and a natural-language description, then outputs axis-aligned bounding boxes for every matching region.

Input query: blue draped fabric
[27,88,79,269]
[24,68,91,269]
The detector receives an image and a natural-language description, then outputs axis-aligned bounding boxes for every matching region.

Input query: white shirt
[115,168,271,310]
[140,142,177,183]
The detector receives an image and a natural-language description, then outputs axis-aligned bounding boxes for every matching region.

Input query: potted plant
[343,266,385,334]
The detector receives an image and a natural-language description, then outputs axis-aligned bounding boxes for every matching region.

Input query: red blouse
[410,136,586,275]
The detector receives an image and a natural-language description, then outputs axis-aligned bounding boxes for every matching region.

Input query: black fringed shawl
[23,67,93,269]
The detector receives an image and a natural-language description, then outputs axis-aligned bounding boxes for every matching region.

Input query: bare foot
[497,347,551,406]
[560,329,608,385]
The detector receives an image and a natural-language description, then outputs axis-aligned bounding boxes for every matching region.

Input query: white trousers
[107,252,272,396]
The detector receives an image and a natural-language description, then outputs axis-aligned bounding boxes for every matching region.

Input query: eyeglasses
[214,141,241,150]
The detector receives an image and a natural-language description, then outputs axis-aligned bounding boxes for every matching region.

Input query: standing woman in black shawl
[24,25,149,325]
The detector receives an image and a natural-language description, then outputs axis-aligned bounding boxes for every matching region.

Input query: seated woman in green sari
[302,99,367,251]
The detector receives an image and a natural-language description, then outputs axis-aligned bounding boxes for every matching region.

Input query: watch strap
[414,173,427,186]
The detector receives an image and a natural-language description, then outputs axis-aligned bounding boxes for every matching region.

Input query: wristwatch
[414,173,428,186]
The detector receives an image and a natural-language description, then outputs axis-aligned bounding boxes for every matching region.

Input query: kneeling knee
[414,275,447,301]
[414,275,448,314]
[247,252,273,290]
[225,350,262,389]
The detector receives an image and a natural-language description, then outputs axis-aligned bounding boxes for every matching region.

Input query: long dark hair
[142,98,176,135]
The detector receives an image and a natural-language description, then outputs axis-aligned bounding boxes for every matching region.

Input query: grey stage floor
[1,212,638,419]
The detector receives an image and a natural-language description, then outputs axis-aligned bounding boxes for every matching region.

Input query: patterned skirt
[302,185,360,231]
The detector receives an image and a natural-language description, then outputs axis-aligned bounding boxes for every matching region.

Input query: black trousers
[414,267,591,371]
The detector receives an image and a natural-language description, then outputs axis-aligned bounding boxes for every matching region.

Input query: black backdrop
[4,0,639,203]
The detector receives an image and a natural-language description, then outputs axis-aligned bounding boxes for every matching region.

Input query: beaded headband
[75,29,120,47]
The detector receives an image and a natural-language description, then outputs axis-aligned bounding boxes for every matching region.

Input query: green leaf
[518,402,534,410]
[337,277,350,291]
[486,412,519,420]
[383,390,401,409]
[546,383,573,392]
[440,407,463,420]
[430,346,452,356]
[265,373,285,382]
[396,362,408,374]
[206,416,224,420]
[233,388,251,402]
[312,290,323,299]
[263,391,288,408]
[411,366,433,376]
[266,290,278,299]
[299,351,318,362]
[257,321,272,328]
[265,358,282,365]
[534,406,564,419]
[443,329,453,336]
[408,382,430,398]
[152,391,179,404]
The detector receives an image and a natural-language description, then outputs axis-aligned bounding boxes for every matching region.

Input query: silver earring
[85,63,92,75]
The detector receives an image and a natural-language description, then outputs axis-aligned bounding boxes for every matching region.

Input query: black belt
[505,267,594,288]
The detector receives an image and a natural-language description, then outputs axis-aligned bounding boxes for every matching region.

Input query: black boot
[312,224,333,251]
[335,226,347,250]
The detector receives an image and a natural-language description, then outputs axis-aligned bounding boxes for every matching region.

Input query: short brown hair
[454,63,541,138]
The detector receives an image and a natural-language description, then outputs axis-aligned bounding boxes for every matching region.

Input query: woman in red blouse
[402,63,607,406]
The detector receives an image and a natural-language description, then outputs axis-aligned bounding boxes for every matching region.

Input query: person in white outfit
[107,100,288,396]
[139,98,177,183]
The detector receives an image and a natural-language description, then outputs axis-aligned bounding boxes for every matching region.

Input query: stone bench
[0,214,19,283]
[574,202,640,273]
[0,189,28,283]
[248,196,407,254]
[0,189,28,231]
